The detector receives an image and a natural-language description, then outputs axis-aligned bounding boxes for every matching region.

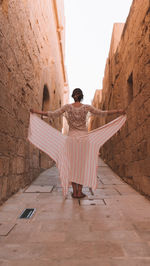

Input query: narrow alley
[0,158,150,266]
[0,0,150,265]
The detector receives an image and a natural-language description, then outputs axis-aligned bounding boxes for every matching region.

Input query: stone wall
[88,90,102,131]
[0,0,68,204]
[89,0,150,197]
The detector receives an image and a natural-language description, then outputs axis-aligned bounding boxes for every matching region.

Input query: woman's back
[65,104,89,131]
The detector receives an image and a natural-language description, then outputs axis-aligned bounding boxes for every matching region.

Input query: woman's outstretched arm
[30,104,69,117]
[30,109,48,116]
[87,105,126,116]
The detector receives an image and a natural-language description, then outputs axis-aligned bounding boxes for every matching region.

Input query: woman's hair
[71,88,84,102]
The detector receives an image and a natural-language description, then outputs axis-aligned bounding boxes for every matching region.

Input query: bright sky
[64,0,133,104]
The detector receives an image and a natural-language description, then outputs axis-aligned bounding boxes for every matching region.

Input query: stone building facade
[88,89,102,131]
[89,0,150,197]
[0,0,69,204]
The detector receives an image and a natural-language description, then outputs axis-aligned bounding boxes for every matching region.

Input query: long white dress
[28,104,126,195]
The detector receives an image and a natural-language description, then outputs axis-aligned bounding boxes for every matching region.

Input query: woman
[30,88,126,198]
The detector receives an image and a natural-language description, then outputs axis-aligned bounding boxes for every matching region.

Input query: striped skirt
[28,113,126,195]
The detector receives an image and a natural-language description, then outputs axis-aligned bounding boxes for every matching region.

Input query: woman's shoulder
[67,103,84,108]
[63,103,91,109]
[62,103,70,109]
[84,104,91,109]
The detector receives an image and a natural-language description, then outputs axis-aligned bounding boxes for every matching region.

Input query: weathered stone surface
[89,0,150,197]
[0,0,69,204]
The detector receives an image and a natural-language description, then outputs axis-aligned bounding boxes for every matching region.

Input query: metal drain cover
[19,208,36,219]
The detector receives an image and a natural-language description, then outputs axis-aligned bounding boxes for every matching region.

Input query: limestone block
[138,158,150,176]
[25,159,30,172]
[16,157,25,174]
[10,157,17,175]
[32,154,39,169]
[136,141,147,161]
[40,152,54,169]
[0,157,9,177]
[0,178,2,201]
[1,176,8,200]
[14,123,26,139]
[0,84,12,113]
[0,134,9,156]
[17,106,29,125]
[11,174,24,191]
[143,97,150,117]
[0,134,17,156]
[147,137,150,154]
[124,148,133,163]
[124,164,133,179]
[17,139,25,157]
[133,175,150,196]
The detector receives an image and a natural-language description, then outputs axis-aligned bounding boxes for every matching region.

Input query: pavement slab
[24,185,54,193]
[0,158,150,265]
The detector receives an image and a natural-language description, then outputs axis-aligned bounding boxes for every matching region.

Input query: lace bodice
[47,104,107,130]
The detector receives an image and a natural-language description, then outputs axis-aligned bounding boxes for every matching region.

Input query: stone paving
[0,158,150,266]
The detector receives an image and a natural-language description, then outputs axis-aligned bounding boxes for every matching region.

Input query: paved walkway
[0,158,150,266]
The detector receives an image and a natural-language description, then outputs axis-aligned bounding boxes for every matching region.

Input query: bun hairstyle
[72,88,84,102]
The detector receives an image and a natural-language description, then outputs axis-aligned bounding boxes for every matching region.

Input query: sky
[64,0,133,104]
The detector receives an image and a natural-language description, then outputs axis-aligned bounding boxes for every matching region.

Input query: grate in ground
[19,208,36,219]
